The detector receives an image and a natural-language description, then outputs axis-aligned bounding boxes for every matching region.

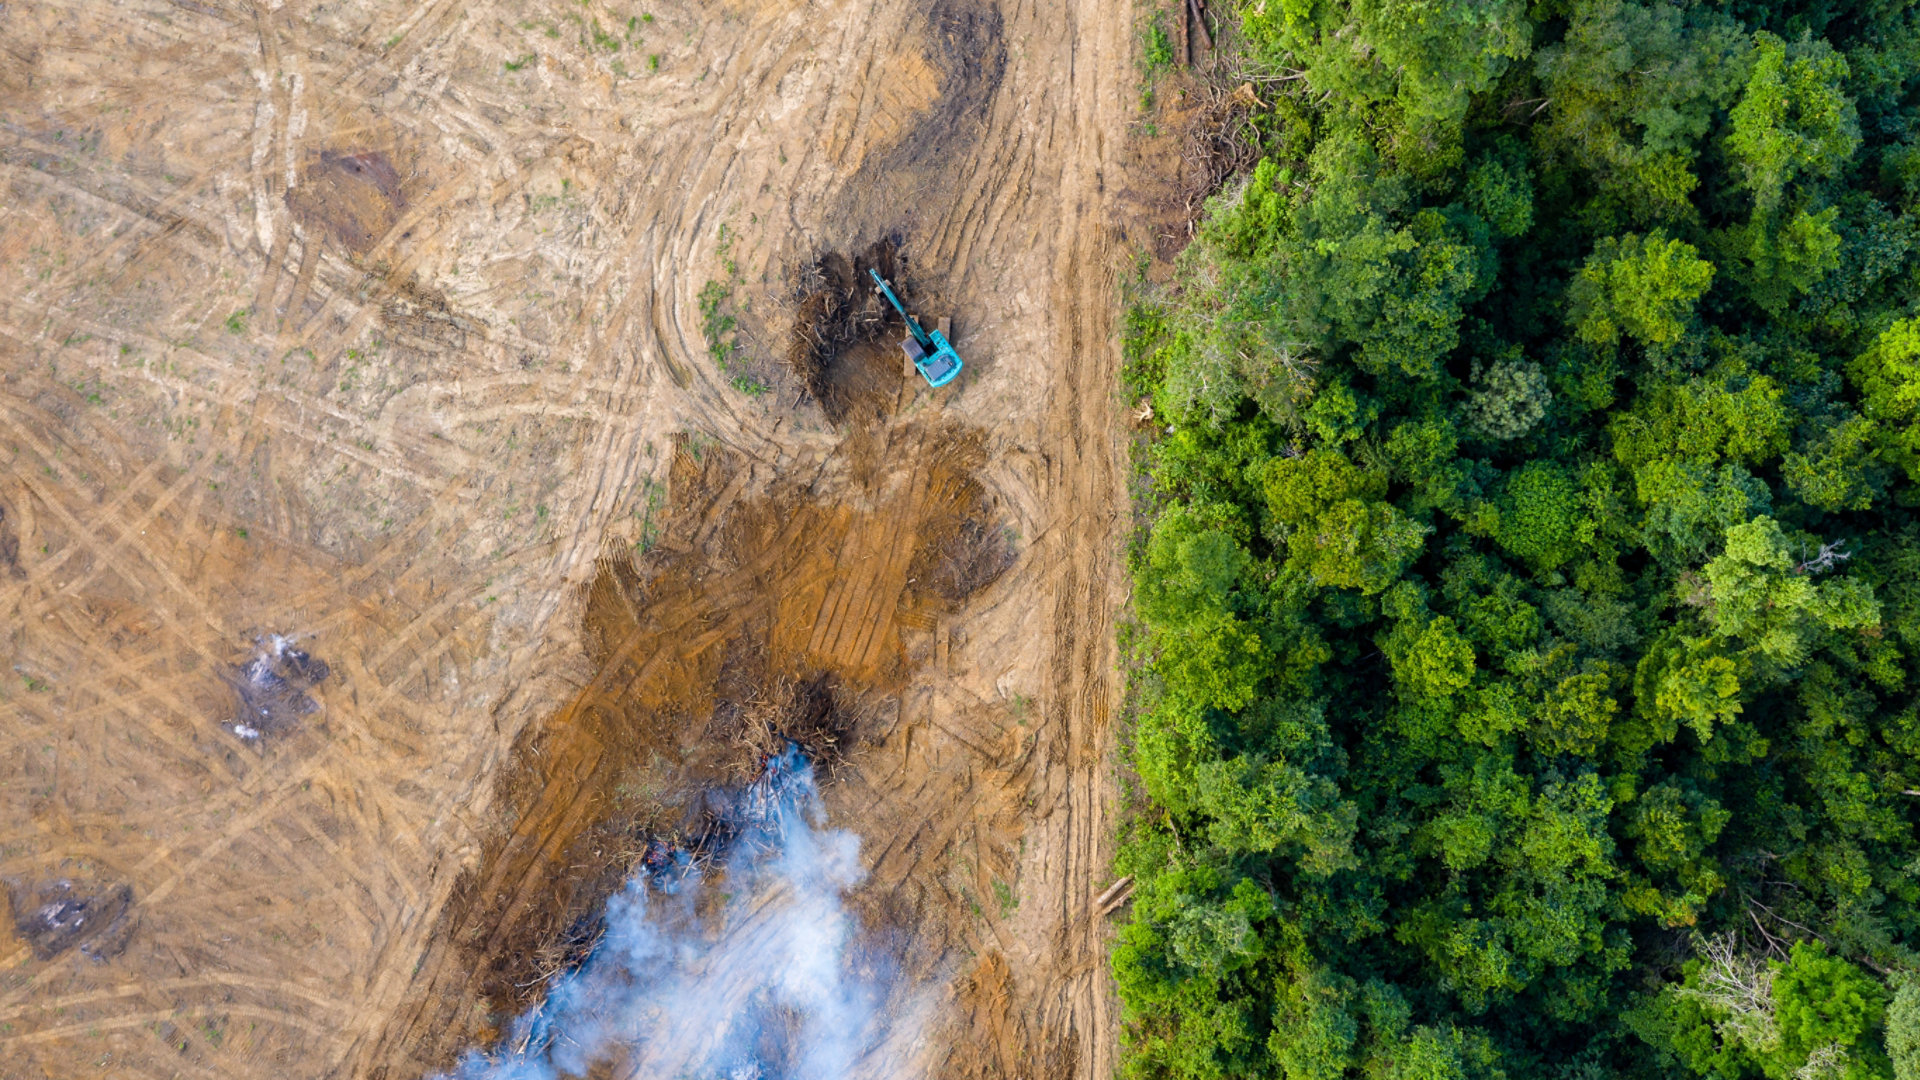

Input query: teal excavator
[869,267,963,388]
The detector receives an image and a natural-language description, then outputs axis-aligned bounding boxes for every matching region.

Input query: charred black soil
[225,636,331,741]
[7,877,135,962]
[287,149,409,255]
[0,503,19,577]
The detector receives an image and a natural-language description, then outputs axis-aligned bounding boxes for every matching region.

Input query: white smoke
[446,750,927,1080]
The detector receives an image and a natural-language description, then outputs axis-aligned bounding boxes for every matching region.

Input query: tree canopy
[1117,2,1920,1078]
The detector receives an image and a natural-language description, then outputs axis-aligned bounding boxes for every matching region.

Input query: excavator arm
[869,268,964,388]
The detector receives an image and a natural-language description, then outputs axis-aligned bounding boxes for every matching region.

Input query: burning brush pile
[448,728,915,1080]
[625,674,856,895]
[732,674,852,782]
[537,672,867,983]
[633,739,819,893]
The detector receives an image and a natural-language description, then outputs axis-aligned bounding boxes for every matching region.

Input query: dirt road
[0,0,1135,1074]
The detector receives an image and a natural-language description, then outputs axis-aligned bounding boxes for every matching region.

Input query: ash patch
[226,635,330,741]
[787,238,911,425]
[8,878,135,961]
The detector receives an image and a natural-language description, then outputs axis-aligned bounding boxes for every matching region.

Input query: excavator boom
[868,269,934,349]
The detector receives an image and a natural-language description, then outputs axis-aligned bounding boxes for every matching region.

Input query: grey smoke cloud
[445,750,924,1080]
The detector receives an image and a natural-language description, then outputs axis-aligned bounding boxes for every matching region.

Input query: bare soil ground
[0,0,1157,1074]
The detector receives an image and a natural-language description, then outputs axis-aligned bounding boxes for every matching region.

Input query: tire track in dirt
[926,0,1131,1070]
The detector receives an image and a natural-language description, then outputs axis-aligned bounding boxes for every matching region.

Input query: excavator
[869,267,963,388]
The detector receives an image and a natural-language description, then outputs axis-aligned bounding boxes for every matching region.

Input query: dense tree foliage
[1116,2,1920,1077]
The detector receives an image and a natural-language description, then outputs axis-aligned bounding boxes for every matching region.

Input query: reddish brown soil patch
[372,422,999,1075]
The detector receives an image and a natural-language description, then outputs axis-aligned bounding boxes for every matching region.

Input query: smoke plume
[446,748,924,1080]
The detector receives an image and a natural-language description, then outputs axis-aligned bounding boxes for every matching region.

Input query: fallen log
[1188,0,1213,52]
[1094,874,1136,915]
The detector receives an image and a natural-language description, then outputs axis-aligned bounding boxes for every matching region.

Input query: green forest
[1115,1,1920,1077]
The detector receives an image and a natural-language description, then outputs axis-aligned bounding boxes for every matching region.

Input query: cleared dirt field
[0,0,1150,1076]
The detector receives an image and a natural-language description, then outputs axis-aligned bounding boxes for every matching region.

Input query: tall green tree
[1116,1,1920,1077]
